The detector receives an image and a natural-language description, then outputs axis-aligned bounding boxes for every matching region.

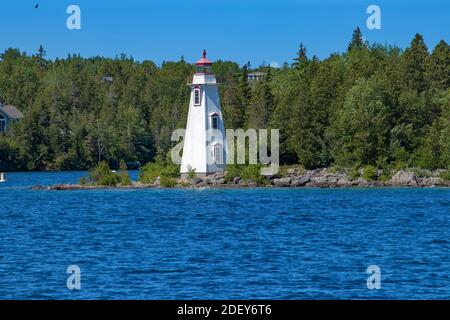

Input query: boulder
[353,178,370,187]
[290,176,310,187]
[273,177,292,187]
[310,175,338,186]
[419,177,444,187]
[390,170,418,187]
[204,172,226,185]
[336,175,353,187]
[309,169,325,178]
[233,176,241,184]
[191,178,204,185]
[177,178,190,185]
[211,172,225,179]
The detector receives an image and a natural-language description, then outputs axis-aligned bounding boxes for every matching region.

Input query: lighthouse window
[211,115,219,129]
[194,87,201,106]
[195,65,212,74]
[213,144,223,164]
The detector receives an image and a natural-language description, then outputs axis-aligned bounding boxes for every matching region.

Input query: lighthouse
[180,50,227,178]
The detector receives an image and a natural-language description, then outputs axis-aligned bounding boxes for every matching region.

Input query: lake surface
[1,171,450,299]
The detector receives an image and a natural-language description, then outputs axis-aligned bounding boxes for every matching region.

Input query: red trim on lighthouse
[195,49,212,66]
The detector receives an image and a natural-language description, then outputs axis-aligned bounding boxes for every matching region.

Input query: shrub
[363,165,378,182]
[139,158,179,184]
[187,166,196,179]
[119,159,128,171]
[241,165,261,180]
[160,176,177,188]
[179,181,190,187]
[225,164,242,181]
[349,165,360,181]
[82,161,133,186]
[440,171,450,181]
[117,172,132,186]
[89,161,120,186]
[328,165,345,174]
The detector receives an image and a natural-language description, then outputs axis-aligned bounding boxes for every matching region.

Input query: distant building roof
[247,71,266,82]
[248,71,266,76]
[0,105,24,119]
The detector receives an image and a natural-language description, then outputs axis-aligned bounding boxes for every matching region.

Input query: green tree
[427,40,450,90]
[331,78,390,166]
[292,43,308,69]
[402,34,429,92]
[348,27,367,51]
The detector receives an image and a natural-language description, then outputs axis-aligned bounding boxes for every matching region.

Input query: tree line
[0,28,449,172]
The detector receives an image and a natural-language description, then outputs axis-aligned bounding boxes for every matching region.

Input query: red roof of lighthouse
[195,50,212,66]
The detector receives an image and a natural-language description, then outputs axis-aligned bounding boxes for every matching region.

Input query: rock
[191,178,204,185]
[177,178,190,185]
[390,170,418,187]
[204,177,213,184]
[336,175,353,187]
[233,176,241,184]
[419,177,444,187]
[432,169,447,176]
[286,168,303,177]
[310,175,337,187]
[353,178,369,187]
[211,172,225,179]
[309,169,324,178]
[290,176,310,187]
[273,177,292,187]
[204,172,226,185]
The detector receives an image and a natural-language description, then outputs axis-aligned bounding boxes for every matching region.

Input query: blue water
[1,172,450,299]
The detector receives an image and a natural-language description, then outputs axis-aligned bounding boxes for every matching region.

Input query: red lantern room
[195,50,213,74]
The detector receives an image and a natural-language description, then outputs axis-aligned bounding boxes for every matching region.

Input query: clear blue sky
[0,0,448,66]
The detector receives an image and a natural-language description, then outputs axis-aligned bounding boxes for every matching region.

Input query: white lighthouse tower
[180,50,227,177]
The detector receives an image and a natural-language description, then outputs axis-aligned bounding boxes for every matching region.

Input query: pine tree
[348,27,367,51]
[403,33,429,92]
[427,40,450,90]
[292,43,308,69]
[37,45,47,68]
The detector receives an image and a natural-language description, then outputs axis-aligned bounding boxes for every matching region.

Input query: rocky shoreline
[33,168,450,191]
